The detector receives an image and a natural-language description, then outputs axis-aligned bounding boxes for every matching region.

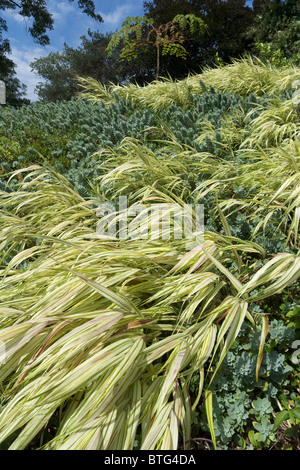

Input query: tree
[30,30,137,102]
[143,0,256,77]
[248,0,300,65]
[0,26,28,105]
[30,50,75,102]
[0,52,29,106]
[106,14,207,80]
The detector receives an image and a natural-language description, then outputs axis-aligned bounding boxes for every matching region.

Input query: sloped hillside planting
[0,58,299,450]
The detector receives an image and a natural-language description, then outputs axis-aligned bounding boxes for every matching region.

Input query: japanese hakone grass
[76,75,195,112]
[192,139,300,250]
[240,98,300,148]
[195,96,300,152]
[77,57,300,111]
[94,135,300,251]
[0,167,300,450]
[93,136,219,204]
[188,56,299,98]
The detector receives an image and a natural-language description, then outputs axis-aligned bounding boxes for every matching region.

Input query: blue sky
[2,0,145,101]
[3,0,253,102]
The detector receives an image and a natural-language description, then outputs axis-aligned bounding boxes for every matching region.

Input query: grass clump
[0,57,299,450]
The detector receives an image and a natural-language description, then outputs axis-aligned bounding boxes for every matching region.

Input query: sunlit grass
[0,57,299,449]
[78,57,300,110]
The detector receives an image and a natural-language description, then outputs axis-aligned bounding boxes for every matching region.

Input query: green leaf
[273,410,289,430]
[291,406,300,421]
[248,430,259,447]
[256,316,269,382]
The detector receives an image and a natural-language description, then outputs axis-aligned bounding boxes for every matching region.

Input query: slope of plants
[0,58,299,450]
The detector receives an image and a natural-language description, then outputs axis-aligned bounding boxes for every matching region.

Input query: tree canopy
[248,0,300,65]
[106,14,208,79]
[30,30,133,102]
[0,37,29,105]
[142,0,256,76]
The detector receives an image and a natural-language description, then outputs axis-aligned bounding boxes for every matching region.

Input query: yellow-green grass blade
[204,389,216,450]
[202,247,244,293]
[209,300,248,386]
[256,315,269,383]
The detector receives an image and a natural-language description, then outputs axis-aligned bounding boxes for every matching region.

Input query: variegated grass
[77,57,300,111]
[1,57,299,448]
[0,163,299,449]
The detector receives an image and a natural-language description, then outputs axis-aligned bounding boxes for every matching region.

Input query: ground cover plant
[0,58,299,450]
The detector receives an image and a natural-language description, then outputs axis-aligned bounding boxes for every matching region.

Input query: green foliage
[0,38,28,106]
[197,319,297,448]
[30,30,138,102]
[0,83,267,193]
[0,57,299,450]
[158,89,261,151]
[0,1,103,104]
[249,0,300,67]
[0,96,159,193]
[255,42,296,68]
[106,14,207,79]
[143,0,256,78]
[106,16,154,61]
[285,304,300,336]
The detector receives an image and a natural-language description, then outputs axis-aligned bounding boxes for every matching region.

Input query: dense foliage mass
[0,58,299,450]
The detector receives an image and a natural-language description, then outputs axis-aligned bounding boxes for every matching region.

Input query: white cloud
[48,0,77,22]
[9,42,55,102]
[2,8,30,25]
[3,1,145,101]
[99,4,137,27]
